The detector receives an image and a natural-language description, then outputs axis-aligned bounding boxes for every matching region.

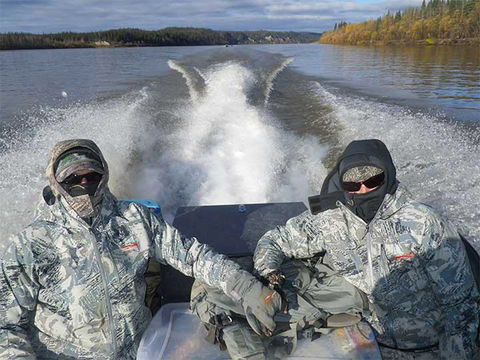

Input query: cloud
[0,0,424,34]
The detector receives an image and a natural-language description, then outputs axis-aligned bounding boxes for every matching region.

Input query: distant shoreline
[0,28,321,51]
[0,42,311,51]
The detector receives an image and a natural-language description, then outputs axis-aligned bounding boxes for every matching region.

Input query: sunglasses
[342,172,385,192]
[62,172,102,186]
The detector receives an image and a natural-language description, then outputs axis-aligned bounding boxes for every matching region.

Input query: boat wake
[312,83,480,244]
[135,59,327,220]
[0,48,478,255]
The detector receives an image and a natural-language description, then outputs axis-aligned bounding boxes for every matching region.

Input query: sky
[0,0,424,34]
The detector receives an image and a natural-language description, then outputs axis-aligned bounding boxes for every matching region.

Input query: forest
[321,0,480,45]
[0,28,321,50]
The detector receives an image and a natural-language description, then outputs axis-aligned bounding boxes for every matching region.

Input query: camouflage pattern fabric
[342,165,383,182]
[0,139,260,360]
[191,280,270,360]
[46,139,110,219]
[379,346,439,360]
[55,150,104,183]
[254,183,480,359]
[191,258,367,359]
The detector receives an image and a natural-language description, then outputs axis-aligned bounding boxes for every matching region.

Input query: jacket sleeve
[254,211,325,277]
[0,235,38,359]
[420,215,480,359]
[146,210,257,298]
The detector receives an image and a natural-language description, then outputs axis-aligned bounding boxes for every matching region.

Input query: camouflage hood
[45,139,110,219]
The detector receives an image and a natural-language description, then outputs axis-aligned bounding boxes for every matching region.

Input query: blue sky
[0,0,424,34]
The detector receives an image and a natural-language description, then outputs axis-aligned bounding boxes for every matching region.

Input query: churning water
[0,45,479,255]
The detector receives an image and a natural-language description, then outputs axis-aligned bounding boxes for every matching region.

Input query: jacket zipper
[90,226,118,358]
[339,199,400,347]
[337,201,376,289]
[365,227,375,290]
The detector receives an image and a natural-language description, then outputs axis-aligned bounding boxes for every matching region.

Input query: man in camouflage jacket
[0,139,281,359]
[254,139,479,359]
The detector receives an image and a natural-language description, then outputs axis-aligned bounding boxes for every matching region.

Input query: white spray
[314,83,480,246]
[134,61,327,221]
[0,91,150,253]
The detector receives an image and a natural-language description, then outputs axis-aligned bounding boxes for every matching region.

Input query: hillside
[0,28,321,50]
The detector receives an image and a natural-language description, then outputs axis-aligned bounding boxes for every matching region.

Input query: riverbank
[319,37,480,46]
[319,0,480,48]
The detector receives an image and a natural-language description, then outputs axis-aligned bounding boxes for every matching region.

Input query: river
[0,44,479,253]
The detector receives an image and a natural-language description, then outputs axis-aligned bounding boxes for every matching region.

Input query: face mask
[340,165,387,223]
[346,189,385,223]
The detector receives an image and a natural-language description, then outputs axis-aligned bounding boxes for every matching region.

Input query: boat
[128,200,382,359]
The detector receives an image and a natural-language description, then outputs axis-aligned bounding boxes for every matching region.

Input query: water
[0,44,479,255]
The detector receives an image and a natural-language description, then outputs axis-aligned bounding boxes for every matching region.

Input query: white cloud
[0,0,424,34]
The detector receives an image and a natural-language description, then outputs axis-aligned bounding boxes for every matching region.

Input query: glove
[226,274,282,336]
[267,270,286,288]
[242,281,282,336]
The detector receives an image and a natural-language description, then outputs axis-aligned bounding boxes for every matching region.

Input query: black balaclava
[319,139,398,223]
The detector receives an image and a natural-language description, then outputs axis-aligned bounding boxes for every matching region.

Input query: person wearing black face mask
[340,166,386,222]
[254,139,479,359]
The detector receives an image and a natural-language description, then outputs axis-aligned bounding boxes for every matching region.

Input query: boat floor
[137,302,382,360]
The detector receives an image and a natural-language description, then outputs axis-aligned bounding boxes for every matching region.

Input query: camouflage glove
[226,274,282,336]
[242,280,282,336]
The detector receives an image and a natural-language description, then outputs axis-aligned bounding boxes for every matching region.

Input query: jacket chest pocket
[109,237,149,291]
[378,249,429,307]
[381,233,425,285]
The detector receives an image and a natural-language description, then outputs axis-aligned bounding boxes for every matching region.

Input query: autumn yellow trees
[321,0,480,45]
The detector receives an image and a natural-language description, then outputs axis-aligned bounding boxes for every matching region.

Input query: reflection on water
[257,44,480,121]
[368,46,479,106]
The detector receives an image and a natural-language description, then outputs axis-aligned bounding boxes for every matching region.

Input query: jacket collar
[337,183,412,224]
[377,183,412,220]
[34,189,118,230]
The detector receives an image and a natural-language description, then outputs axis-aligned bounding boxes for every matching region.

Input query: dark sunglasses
[62,172,102,186]
[342,172,385,192]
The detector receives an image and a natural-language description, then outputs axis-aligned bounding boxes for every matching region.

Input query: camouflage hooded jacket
[254,184,480,359]
[0,140,256,359]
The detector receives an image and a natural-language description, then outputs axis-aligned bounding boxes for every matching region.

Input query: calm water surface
[1,44,479,124]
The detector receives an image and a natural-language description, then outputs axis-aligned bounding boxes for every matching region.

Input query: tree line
[321,0,480,45]
[0,28,321,50]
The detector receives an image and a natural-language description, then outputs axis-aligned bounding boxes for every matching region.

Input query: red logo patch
[265,291,276,303]
[394,253,415,260]
[120,242,139,251]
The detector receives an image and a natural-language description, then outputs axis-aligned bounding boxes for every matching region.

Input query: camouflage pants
[190,258,367,360]
[379,346,439,360]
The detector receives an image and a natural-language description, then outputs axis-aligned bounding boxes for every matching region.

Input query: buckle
[220,314,233,326]
[302,327,314,339]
